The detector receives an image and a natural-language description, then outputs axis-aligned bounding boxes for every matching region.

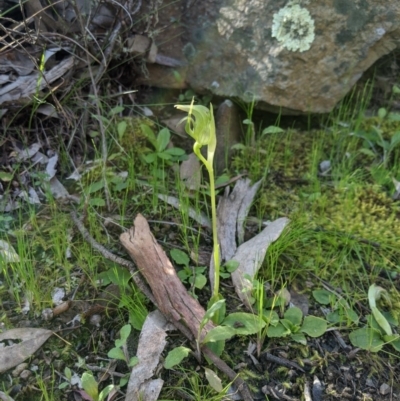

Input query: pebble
[12,363,28,377]
[380,383,391,395]
[20,370,32,380]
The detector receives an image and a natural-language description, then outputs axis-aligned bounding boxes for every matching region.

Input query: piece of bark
[210,178,262,291]
[158,194,211,229]
[0,57,74,106]
[120,214,214,341]
[125,310,175,401]
[120,214,254,401]
[231,218,289,309]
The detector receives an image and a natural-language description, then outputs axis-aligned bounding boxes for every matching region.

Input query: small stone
[20,370,32,380]
[90,314,102,327]
[41,308,53,321]
[380,383,391,395]
[319,160,331,174]
[12,363,28,377]
[365,378,375,387]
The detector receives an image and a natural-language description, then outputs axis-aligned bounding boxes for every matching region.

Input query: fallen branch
[120,214,254,401]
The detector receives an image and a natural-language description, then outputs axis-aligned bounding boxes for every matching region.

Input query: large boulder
[137,0,400,114]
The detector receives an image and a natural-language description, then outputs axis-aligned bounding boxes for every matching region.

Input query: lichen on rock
[271,3,315,52]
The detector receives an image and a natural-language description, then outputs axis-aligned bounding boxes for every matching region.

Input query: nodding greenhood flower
[175,99,216,165]
[175,98,221,304]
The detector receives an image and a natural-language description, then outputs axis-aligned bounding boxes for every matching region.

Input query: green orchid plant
[175,98,221,303]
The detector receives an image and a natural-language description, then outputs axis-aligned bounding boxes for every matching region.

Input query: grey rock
[138,0,400,114]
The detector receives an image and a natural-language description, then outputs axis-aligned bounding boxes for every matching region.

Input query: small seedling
[170,248,207,294]
[80,371,115,401]
[140,124,186,178]
[312,289,359,326]
[349,284,400,352]
[266,306,327,345]
[107,324,139,367]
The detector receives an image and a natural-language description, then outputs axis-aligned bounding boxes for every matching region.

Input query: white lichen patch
[271,4,315,52]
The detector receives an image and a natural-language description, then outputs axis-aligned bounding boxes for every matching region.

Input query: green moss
[232,122,400,286]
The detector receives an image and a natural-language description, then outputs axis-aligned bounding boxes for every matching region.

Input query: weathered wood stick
[120,213,214,342]
[120,214,254,401]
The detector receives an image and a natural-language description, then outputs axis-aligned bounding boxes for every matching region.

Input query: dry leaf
[45,154,58,180]
[0,240,20,263]
[49,177,70,199]
[0,328,53,373]
[231,218,289,308]
[125,310,175,401]
[158,194,211,229]
[0,391,15,401]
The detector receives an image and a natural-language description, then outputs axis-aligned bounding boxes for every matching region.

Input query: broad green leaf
[115,324,131,347]
[107,347,126,361]
[203,299,225,324]
[312,289,335,305]
[224,260,240,273]
[284,307,303,326]
[382,311,398,326]
[368,284,392,336]
[129,356,139,367]
[89,198,105,207]
[157,152,172,160]
[164,147,186,156]
[177,269,190,281]
[262,310,279,325]
[231,143,246,151]
[140,124,157,148]
[261,125,284,135]
[170,249,190,266]
[378,107,387,119]
[64,366,72,381]
[192,274,207,289]
[388,112,400,121]
[99,384,115,401]
[266,323,290,338]
[383,335,400,352]
[164,346,191,369]
[291,333,307,345]
[203,326,236,344]
[349,328,383,352]
[109,105,124,115]
[358,148,376,158]
[143,153,157,164]
[157,128,171,152]
[280,318,297,332]
[390,131,400,149]
[204,368,223,393]
[392,85,400,94]
[206,339,225,357]
[371,307,392,336]
[87,180,104,194]
[301,316,327,337]
[215,174,230,186]
[0,171,13,181]
[81,372,99,400]
[117,120,127,139]
[223,312,265,335]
